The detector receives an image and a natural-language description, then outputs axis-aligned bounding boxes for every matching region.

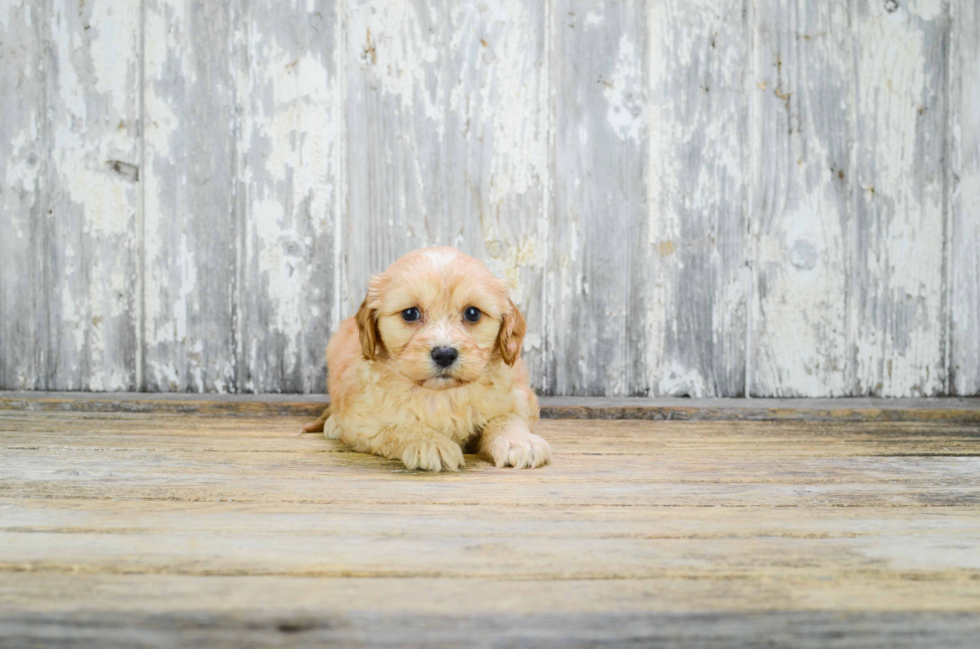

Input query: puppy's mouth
[417,374,468,390]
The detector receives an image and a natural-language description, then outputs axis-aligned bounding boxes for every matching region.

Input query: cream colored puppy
[302,247,550,472]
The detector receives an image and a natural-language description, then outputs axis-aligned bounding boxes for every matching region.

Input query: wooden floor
[2,398,980,647]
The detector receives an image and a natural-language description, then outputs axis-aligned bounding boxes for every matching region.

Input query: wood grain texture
[240,0,341,393]
[2,582,979,649]
[0,1,141,391]
[343,0,549,381]
[142,0,242,392]
[0,0,978,397]
[0,1,46,390]
[47,1,142,392]
[548,0,648,396]
[950,0,980,395]
[646,0,749,397]
[749,0,853,397]
[750,0,953,398]
[4,392,980,422]
[2,410,980,645]
[851,0,948,396]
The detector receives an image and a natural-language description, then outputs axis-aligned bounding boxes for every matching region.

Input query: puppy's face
[356,247,525,390]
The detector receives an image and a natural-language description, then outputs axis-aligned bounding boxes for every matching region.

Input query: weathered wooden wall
[0,0,976,396]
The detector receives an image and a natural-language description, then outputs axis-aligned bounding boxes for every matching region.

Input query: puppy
[302,247,551,472]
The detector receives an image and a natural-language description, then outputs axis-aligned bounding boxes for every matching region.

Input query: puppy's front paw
[488,430,551,469]
[323,417,342,440]
[401,437,465,472]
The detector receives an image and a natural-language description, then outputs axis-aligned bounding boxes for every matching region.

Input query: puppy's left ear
[356,297,382,361]
[497,299,526,367]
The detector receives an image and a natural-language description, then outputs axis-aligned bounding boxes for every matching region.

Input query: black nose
[430,347,459,368]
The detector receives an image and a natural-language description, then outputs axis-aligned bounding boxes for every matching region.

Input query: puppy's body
[325,317,540,463]
[308,247,550,472]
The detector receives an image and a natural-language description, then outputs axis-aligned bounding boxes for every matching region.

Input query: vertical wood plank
[1,0,967,397]
[749,0,853,396]
[143,0,241,392]
[48,0,142,390]
[548,0,648,396]
[0,2,45,389]
[240,0,341,393]
[40,0,141,390]
[344,0,550,384]
[950,0,979,395]
[851,0,948,396]
[646,0,749,397]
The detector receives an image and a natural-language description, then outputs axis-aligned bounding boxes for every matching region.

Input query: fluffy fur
[302,247,551,472]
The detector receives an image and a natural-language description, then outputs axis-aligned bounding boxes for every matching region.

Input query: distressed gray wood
[751,0,951,398]
[0,0,977,397]
[343,0,549,381]
[749,0,854,397]
[851,0,948,396]
[240,0,341,393]
[4,609,980,649]
[142,0,242,392]
[950,0,980,396]
[3,391,980,422]
[45,0,142,391]
[0,1,45,390]
[646,0,749,397]
[0,1,141,391]
[548,0,648,396]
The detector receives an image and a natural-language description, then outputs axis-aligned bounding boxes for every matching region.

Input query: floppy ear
[496,299,526,367]
[355,297,381,360]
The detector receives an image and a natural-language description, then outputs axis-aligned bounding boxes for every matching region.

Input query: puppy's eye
[401,307,421,322]
[463,306,482,322]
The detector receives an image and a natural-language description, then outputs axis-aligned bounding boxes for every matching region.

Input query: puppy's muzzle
[430,347,458,368]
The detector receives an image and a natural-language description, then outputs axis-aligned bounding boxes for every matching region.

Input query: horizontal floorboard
[2,405,979,645]
[3,392,980,422]
[2,577,980,648]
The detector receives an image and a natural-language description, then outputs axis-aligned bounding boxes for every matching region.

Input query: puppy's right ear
[356,297,381,360]
[496,299,527,367]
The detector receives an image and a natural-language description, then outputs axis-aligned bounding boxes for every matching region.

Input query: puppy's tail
[299,404,331,435]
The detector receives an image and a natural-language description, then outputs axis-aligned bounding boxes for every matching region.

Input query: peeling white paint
[485,1,547,205]
[1,0,970,397]
[644,0,669,391]
[242,10,340,388]
[950,0,980,394]
[643,0,748,397]
[853,1,945,396]
[4,133,41,202]
[522,332,542,353]
[907,0,944,21]
[28,0,141,390]
[88,2,139,103]
[658,361,707,398]
[481,230,543,307]
[752,0,852,397]
[349,0,444,130]
[51,5,137,238]
[584,11,603,27]
[604,34,646,142]
[142,0,201,391]
[755,188,849,397]
[0,2,44,389]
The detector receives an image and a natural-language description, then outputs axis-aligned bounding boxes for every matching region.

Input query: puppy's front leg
[391,426,465,472]
[479,415,551,469]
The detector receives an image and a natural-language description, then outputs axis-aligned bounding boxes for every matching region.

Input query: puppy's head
[355,247,525,390]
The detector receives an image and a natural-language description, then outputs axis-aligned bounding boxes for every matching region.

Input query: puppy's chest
[408,387,508,438]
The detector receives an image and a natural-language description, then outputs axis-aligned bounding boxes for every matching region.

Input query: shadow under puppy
[302,247,551,472]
